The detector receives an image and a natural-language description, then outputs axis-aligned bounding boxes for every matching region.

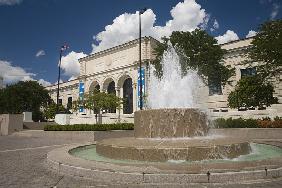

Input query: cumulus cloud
[271,3,280,19]
[0,0,22,6]
[0,60,50,86]
[92,0,208,53]
[246,30,257,38]
[37,79,51,87]
[215,30,239,44]
[35,50,46,57]
[60,51,87,78]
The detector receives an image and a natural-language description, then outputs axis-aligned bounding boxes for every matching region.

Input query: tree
[0,81,51,121]
[248,19,282,79]
[228,76,278,109]
[43,102,66,120]
[74,90,123,124]
[152,29,235,87]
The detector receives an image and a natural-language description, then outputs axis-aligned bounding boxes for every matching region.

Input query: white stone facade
[45,36,282,122]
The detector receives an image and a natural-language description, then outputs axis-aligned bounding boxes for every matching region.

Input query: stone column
[133,81,138,112]
[115,86,122,116]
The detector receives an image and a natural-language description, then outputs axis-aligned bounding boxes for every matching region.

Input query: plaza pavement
[0,132,282,188]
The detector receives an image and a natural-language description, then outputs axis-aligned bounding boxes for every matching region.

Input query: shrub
[44,123,134,131]
[214,117,282,128]
[214,118,259,128]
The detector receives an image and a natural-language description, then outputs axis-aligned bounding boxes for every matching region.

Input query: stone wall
[23,122,57,130]
[0,114,23,135]
[14,130,134,142]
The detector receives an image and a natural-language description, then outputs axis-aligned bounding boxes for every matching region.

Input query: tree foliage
[0,81,51,121]
[72,90,123,123]
[43,102,66,120]
[248,19,282,79]
[152,29,235,86]
[228,76,278,109]
[83,90,122,113]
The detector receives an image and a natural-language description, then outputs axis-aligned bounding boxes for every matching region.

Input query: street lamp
[56,45,69,113]
[139,8,147,110]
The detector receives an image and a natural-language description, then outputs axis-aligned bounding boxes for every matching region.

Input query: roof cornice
[79,36,159,62]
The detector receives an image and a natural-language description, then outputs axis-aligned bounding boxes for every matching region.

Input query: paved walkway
[0,133,282,187]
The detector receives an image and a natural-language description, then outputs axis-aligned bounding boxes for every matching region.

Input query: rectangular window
[208,81,222,95]
[67,97,72,109]
[241,68,256,78]
[58,99,62,105]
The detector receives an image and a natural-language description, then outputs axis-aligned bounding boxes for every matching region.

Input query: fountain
[96,45,251,162]
[97,108,251,161]
[47,44,282,184]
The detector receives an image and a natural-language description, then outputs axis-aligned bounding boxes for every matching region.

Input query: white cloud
[92,0,208,53]
[35,50,46,57]
[0,0,22,6]
[60,51,87,78]
[0,60,50,86]
[68,76,77,81]
[271,3,280,19]
[38,79,51,87]
[0,60,34,83]
[215,30,239,44]
[246,30,257,38]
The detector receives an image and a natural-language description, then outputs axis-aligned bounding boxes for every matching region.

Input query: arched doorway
[123,78,133,114]
[95,84,100,92]
[107,81,116,113]
[89,80,100,93]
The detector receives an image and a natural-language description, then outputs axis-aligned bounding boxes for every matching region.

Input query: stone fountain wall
[134,108,208,138]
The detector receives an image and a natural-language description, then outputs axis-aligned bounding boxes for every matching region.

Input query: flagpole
[56,48,63,114]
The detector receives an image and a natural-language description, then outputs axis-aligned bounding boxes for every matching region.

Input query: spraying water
[147,44,208,110]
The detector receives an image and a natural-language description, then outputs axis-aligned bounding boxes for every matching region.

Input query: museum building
[46,36,282,123]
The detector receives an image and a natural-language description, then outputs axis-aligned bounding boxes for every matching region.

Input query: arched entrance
[123,78,133,114]
[89,80,100,93]
[107,80,116,113]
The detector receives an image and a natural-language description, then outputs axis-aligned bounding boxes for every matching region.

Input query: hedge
[44,123,134,131]
[214,117,282,128]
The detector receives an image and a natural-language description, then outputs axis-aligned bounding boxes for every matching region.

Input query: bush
[44,123,134,131]
[214,118,259,128]
[214,117,282,128]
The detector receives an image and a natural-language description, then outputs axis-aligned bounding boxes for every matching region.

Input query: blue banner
[79,82,84,113]
[137,68,145,108]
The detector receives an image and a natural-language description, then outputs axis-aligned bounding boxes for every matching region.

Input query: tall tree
[152,29,235,87]
[248,19,282,79]
[0,81,51,121]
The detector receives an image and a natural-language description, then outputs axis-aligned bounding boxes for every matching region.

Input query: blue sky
[0,0,281,86]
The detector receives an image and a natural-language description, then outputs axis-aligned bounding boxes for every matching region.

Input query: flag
[58,44,69,67]
[61,44,69,51]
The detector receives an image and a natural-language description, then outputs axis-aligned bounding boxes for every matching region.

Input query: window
[58,99,62,105]
[241,68,256,78]
[67,97,72,109]
[208,81,222,95]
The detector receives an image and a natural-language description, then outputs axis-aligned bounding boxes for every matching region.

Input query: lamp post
[139,8,147,110]
[56,45,69,113]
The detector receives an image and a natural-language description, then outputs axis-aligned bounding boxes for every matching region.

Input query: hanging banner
[79,82,84,113]
[137,67,145,108]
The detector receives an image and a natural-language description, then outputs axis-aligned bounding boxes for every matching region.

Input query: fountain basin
[96,137,251,162]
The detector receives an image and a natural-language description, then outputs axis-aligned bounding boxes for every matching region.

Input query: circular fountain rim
[46,142,282,184]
